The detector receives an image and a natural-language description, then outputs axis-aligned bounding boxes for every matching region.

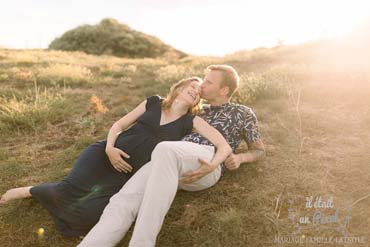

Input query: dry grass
[0,46,369,247]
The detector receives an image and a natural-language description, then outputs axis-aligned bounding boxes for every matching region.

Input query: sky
[1,0,369,56]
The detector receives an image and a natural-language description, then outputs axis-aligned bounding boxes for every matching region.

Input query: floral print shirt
[181,102,261,176]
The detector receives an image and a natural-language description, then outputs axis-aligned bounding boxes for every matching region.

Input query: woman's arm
[192,116,232,168]
[180,116,232,183]
[105,100,147,173]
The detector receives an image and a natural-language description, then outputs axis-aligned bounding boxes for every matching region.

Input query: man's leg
[129,141,221,247]
[78,162,153,247]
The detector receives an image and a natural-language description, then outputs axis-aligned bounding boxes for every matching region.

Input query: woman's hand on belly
[105,146,133,173]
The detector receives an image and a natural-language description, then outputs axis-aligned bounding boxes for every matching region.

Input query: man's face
[200,70,224,101]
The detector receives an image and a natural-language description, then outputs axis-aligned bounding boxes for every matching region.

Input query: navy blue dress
[30,95,194,236]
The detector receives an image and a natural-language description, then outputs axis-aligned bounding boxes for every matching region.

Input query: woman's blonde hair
[162,76,203,115]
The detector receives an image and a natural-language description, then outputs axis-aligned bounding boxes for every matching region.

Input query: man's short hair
[206,64,240,98]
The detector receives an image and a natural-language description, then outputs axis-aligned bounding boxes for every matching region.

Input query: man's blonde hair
[206,64,240,97]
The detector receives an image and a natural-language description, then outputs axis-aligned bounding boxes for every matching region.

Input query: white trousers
[78,141,221,247]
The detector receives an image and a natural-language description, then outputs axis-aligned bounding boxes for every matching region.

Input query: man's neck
[207,98,229,106]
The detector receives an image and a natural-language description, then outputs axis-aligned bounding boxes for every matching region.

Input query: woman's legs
[0,142,106,206]
[0,186,33,204]
[78,162,153,247]
[0,143,103,205]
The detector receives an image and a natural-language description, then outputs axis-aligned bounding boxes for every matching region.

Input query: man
[78,64,265,246]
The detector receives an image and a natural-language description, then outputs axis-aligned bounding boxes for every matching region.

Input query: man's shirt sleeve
[242,107,261,144]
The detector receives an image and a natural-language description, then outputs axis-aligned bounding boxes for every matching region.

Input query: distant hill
[48,18,186,59]
[227,20,370,69]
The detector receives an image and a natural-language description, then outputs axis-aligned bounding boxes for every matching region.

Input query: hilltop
[49,18,186,59]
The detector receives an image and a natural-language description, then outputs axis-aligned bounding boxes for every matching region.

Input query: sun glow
[0,0,369,56]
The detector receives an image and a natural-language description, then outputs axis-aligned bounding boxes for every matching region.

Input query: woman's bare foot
[0,186,33,204]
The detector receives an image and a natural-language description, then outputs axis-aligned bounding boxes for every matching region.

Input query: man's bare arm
[240,139,265,163]
[225,139,265,170]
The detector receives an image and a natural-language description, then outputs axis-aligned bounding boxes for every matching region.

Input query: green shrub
[233,65,309,104]
[49,18,186,59]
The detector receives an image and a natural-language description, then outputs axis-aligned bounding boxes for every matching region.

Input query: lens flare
[37,228,45,237]
[91,184,102,193]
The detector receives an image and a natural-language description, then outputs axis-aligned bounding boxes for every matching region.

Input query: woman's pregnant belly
[113,131,157,173]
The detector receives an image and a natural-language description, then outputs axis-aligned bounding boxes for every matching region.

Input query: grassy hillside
[0,39,369,246]
[49,18,186,59]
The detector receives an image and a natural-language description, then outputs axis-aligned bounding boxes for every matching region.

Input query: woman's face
[178,80,201,106]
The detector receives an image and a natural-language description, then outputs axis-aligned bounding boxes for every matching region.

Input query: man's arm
[225,139,265,170]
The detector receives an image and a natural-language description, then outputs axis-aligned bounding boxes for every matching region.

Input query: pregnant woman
[1,76,207,236]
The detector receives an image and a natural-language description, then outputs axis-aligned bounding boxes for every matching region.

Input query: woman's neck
[166,99,189,117]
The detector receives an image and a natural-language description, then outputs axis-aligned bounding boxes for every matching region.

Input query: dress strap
[145,95,162,110]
